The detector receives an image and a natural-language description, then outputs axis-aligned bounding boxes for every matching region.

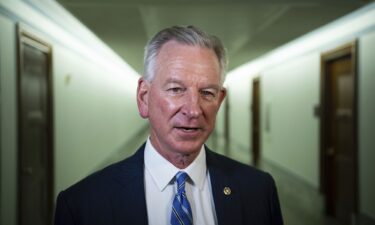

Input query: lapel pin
[223,187,231,195]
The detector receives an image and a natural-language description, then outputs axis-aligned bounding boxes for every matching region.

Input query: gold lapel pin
[223,187,231,195]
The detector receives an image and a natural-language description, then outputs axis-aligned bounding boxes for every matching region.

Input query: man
[54,25,283,225]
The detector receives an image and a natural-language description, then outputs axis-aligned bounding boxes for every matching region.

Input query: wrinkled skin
[137,41,226,168]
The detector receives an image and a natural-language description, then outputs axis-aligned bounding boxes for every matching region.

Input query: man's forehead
[156,42,219,68]
[153,40,222,84]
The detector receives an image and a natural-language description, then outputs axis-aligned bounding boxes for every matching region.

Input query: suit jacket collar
[112,143,145,188]
[111,143,242,225]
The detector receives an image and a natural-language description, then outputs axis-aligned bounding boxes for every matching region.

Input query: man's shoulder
[206,148,274,184]
[206,148,260,172]
[54,145,148,224]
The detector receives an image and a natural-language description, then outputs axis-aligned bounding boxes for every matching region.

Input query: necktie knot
[176,171,188,193]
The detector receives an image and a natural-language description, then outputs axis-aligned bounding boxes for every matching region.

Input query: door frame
[319,41,358,217]
[16,25,54,225]
[251,77,261,166]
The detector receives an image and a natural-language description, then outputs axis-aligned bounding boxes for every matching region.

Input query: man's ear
[218,87,227,105]
[137,78,150,118]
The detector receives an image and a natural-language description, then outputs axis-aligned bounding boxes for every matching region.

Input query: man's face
[137,41,226,160]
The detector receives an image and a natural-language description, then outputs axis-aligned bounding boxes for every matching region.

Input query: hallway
[265,160,375,225]
[1,1,375,225]
[260,161,342,225]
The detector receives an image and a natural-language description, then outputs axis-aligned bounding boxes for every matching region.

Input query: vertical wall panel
[358,30,375,220]
[261,54,320,187]
[0,13,17,225]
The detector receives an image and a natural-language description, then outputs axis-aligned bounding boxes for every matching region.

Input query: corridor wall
[358,29,375,221]
[225,2,375,220]
[0,1,146,225]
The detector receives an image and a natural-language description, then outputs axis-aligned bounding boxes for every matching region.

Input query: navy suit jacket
[54,144,283,225]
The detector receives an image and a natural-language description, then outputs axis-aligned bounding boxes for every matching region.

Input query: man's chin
[172,141,205,155]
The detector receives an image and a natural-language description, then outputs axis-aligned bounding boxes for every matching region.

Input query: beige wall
[0,13,18,225]
[260,53,320,187]
[358,29,375,219]
[0,1,146,225]
[225,3,375,220]
[53,42,146,195]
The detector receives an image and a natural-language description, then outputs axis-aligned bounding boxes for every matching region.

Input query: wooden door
[251,78,260,166]
[320,42,357,225]
[17,29,54,225]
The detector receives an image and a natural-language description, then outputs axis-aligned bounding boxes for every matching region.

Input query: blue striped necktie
[171,171,193,225]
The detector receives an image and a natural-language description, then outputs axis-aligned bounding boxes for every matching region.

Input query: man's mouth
[176,127,200,132]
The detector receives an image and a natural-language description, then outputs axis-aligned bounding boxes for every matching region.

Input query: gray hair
[143,25,227,84]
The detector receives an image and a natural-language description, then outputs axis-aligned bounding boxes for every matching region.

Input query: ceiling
[57,0,371,74]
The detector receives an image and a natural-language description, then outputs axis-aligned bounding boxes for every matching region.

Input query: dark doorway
[251,78,260,166]
[17,27,54,225]
[320,42,358,225]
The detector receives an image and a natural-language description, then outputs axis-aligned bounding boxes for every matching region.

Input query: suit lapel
[111,144,148,225]
[206,148,243,225]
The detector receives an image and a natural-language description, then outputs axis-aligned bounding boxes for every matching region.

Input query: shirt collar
[144,138,207,191]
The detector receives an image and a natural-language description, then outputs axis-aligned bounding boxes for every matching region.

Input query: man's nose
[182,91,202,118]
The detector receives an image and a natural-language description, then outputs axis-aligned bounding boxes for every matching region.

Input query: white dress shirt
[144,139,218,225]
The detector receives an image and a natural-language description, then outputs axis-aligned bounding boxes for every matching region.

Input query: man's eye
[201,90,216,99]
[168,87,184,93]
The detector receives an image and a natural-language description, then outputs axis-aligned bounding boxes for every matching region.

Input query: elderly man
[54,26,283,225]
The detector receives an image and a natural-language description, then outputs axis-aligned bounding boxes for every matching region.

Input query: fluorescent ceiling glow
[226,3,375,85]
[2,0,140,90]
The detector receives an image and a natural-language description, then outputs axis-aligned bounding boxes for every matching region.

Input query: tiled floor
[259,161,342,225]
